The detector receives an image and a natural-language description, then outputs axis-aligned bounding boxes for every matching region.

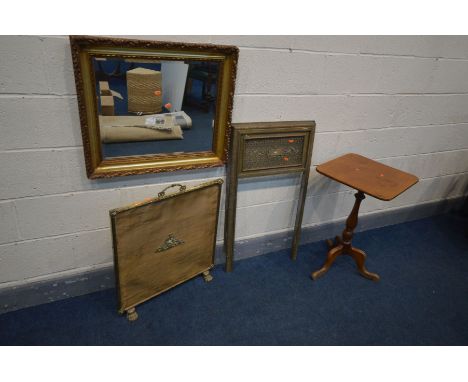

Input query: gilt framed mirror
[70,35,238,178]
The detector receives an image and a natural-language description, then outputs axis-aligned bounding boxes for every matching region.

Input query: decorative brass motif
[155,233,185,252]
[69,35,239,178]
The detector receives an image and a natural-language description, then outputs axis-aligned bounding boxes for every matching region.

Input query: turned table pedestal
[311,153,419,281]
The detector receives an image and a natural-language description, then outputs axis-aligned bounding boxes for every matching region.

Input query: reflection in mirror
[92,57,219,158]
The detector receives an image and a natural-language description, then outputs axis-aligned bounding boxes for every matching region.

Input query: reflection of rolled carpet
[99,116,183,143]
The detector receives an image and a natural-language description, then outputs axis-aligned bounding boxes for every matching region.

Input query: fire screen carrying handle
[158,184,187,198]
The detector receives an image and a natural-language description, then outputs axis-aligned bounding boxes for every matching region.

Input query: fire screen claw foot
[202,270,213,283]
[126,307,138,322]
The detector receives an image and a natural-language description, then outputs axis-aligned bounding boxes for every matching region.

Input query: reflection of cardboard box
[101,95,115,116]
[127,67,162,114]
[99,81,112,96]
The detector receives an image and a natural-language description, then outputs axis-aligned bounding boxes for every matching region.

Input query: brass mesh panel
[242,136,305,171]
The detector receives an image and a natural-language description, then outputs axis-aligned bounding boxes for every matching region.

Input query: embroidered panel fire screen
[110,180,223,320]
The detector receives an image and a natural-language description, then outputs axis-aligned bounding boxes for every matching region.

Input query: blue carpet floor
[1,213,467,345]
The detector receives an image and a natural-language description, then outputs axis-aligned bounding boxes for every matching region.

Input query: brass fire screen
[110,179,223,321]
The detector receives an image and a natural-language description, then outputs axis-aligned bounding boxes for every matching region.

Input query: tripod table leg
[311,244,344,280]
[349,247,380,281]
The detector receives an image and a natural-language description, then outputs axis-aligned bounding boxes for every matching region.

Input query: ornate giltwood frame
[69,35,238,178]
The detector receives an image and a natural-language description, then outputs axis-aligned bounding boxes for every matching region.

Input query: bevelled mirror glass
[70,36,238,178]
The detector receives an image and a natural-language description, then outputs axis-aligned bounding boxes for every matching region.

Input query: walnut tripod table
[312,153,419,281]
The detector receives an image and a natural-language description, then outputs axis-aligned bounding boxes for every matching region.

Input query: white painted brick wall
[0,202,19,245]
[233,94,468,129]
[0,96,82,150]
[1,35,468,287]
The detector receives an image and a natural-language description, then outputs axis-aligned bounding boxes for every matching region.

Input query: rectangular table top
[316,153,419,201]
